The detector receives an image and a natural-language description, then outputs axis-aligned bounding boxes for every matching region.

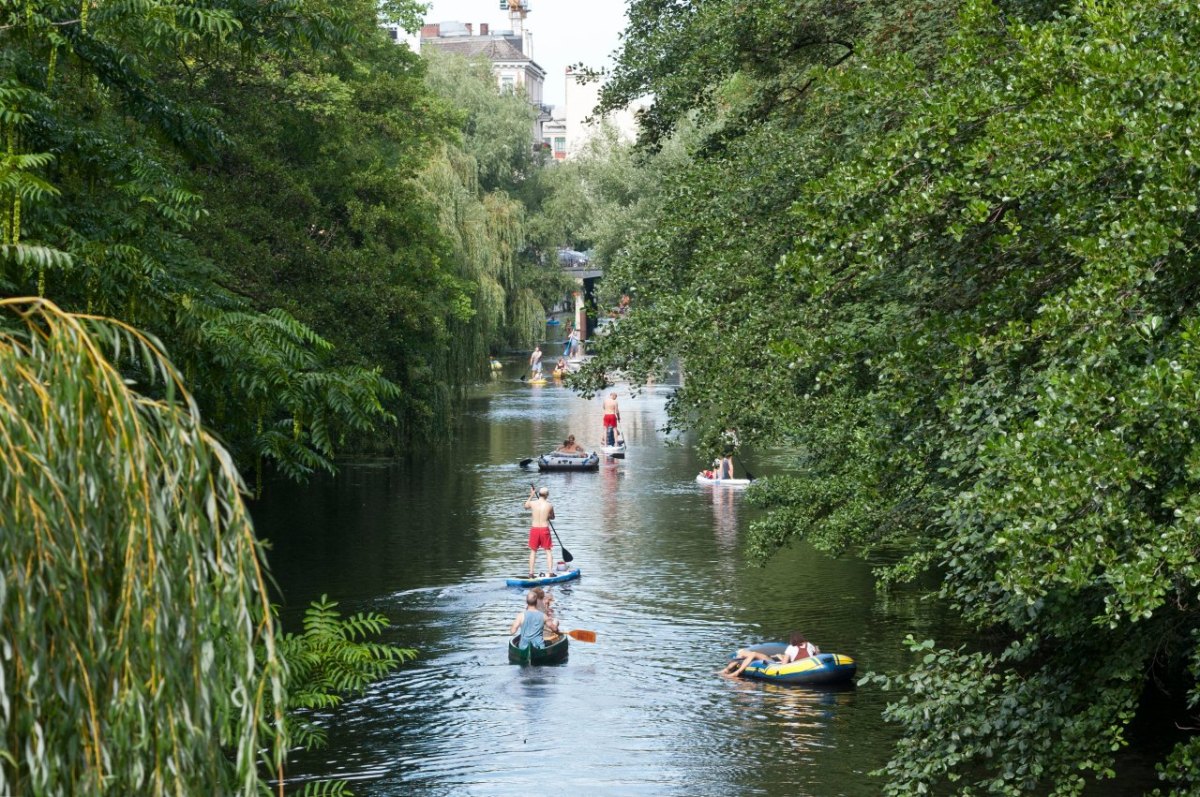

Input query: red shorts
[603,413,617,427]
[528,526,552,550]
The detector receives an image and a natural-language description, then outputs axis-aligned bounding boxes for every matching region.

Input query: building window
[553,137,566,157]
[386,28,398,40]
[501,76,515,93]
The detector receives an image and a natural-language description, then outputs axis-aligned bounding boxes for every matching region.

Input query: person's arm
[509,612,523,634]
[523,486,535,509]
[548,504,555,520]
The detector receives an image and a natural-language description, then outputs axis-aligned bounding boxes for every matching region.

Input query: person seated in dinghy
[723,632,819,678]
[554,434,588,456]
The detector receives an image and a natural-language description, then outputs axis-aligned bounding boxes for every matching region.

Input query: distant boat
[546,318,561,326]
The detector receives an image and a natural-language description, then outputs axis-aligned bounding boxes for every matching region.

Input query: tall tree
[591,0,1200,791]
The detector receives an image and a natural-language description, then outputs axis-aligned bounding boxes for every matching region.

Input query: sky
[421,0,629,107]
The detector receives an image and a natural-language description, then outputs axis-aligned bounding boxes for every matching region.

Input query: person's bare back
[525,487,555,526]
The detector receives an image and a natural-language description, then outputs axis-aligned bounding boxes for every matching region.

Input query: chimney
[466,23,473,35]
[420,23,440,39]
[480,22,489,35]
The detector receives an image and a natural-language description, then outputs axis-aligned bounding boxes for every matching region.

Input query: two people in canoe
[602,392,621,446]
[510,589,560,650]
[524,485,556,578]
[723,632,819,677]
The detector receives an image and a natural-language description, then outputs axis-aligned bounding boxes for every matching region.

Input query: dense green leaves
[0,299,285,795]
[595,0,1200,791]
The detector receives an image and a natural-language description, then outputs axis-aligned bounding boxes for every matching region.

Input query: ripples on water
[257,363,960,796]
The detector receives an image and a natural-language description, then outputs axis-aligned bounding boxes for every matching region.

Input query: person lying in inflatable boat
[723,632,819,677]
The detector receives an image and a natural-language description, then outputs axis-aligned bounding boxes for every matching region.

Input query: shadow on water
[254,360,1156,796]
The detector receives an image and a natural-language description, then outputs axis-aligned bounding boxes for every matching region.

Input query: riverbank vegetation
[1,0,580,792]
[584,0,1200,791]
[1,0,566,479]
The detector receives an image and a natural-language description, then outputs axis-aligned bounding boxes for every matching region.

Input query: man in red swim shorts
[523,485,556,577]
[602,391,621,446]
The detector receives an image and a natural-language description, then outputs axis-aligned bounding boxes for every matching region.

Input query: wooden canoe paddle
[566,629,596,643]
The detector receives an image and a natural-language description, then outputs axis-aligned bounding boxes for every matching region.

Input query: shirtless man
[529,345,543,376]
[523,486,556,577]
[602,392,620,446]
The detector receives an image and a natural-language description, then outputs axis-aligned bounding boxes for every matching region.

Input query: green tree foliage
[0,299,285,795]
[0,0,421,476]
[594,0,1200,791]
[277,596,415,796]
[420,51,566,353]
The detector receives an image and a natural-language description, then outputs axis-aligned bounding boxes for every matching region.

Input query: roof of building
[423,37,530,63]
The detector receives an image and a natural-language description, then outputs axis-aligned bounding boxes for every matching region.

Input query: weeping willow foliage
[0,299,285,796]
[417,143,538,373]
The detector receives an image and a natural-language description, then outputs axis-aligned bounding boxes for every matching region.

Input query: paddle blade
[519,458,534,468]
[568,629,596,643]
[561,547,574,563]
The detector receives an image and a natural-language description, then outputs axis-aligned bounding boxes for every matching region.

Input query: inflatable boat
[538,452,599,471]
[729,643,856,686]
[509,632,569,665]
[505,567,581,587]
[695,474,752,487]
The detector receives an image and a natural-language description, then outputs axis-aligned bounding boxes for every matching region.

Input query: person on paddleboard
[602,392,620,446]
[509,591,546,649]
[523,486,556,578]
[529,345,543,377]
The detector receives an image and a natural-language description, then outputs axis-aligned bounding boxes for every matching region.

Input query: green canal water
[252,361,1159,796]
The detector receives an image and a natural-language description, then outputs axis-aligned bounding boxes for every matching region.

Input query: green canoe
[508,633,569,665]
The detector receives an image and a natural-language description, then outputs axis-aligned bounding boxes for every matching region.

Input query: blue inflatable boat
[505,567,581,587]
[730,643,856,686]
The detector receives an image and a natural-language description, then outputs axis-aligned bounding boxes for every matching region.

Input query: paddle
[566,629,596,643]
[732,454,754,481]
[519,457,534,468]
[549,521,574,563]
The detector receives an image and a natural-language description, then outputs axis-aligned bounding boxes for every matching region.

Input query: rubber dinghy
[538,452,599,471]
[730,643,857,686]
[509,633,569,665]
[505,567,581,587]
[695,474,752,487]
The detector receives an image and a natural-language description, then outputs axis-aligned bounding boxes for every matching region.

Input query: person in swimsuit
[509,591,546,649]
[523,485,556,577]
[723,632,819,677]
[529,345,543,377]
[602,392,620,446]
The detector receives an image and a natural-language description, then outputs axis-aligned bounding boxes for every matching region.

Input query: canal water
[252,362,961,796]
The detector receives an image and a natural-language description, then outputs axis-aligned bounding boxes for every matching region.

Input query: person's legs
[528,549,536,577]
[544,547,554,575]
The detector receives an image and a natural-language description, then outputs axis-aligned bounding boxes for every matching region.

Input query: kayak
[505,567,581,587]
[601,443,626,458]
[730,643,857,686]
[538,452,599,471]
[545,318,562,326]
[509,632,569,665]
[695,474,752,487]
[552,368,567,379]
